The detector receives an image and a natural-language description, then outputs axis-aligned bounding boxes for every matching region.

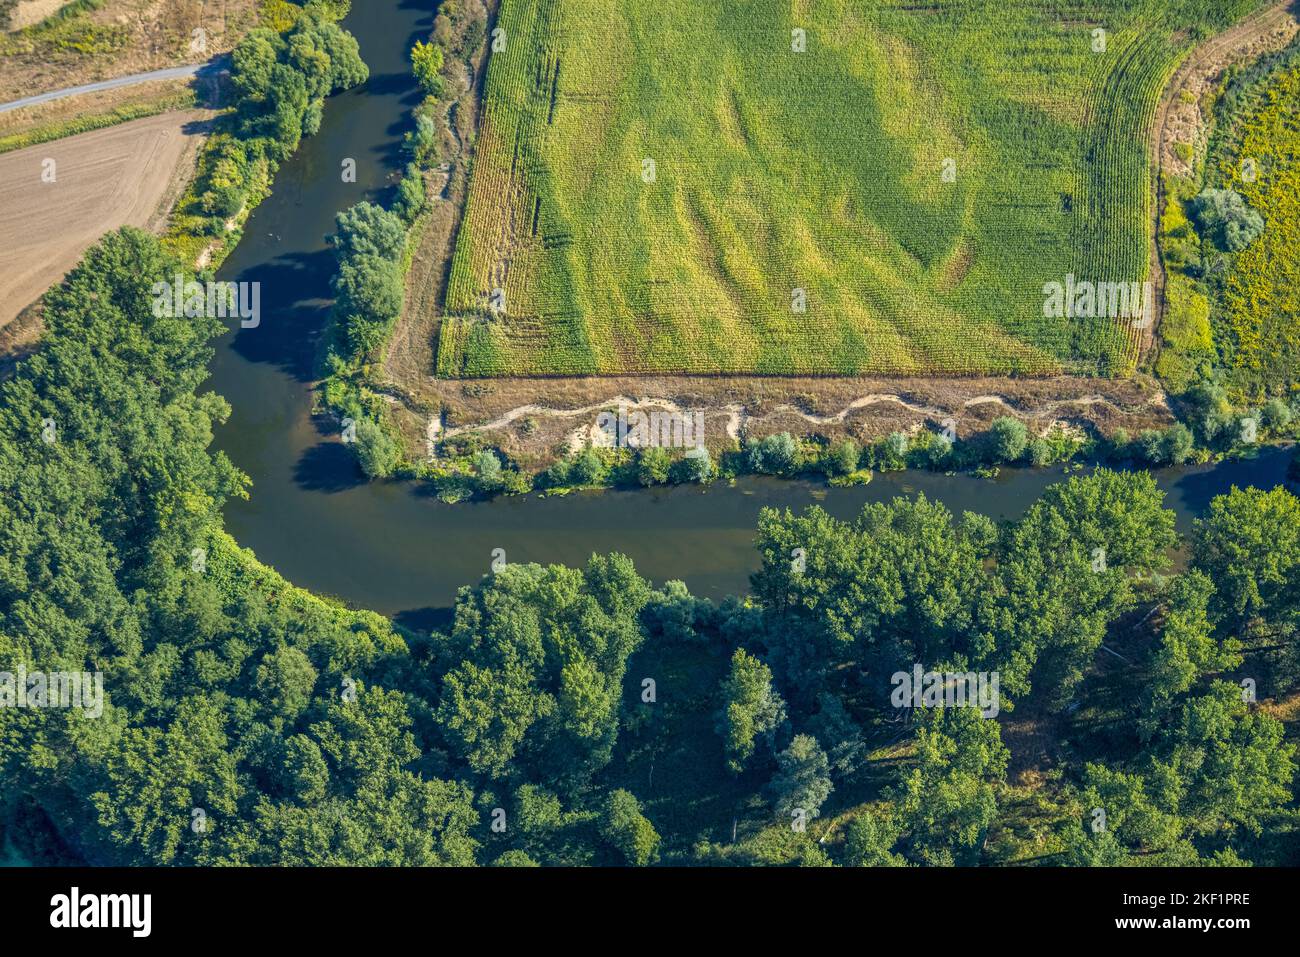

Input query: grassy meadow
[437,0,1262,378]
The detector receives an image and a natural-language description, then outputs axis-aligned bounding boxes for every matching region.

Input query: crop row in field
[438,0,1264,379]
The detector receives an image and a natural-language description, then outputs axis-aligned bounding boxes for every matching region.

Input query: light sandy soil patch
[0,108,211,330]
[7,1,68,32]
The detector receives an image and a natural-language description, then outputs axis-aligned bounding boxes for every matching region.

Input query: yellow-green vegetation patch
[1212,60,1300,398]
[438,0,1261,378]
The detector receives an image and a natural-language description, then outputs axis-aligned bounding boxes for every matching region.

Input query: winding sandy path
[432,390,1164,457]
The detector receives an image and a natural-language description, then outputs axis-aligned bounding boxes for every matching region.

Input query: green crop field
[436,0,1262,378]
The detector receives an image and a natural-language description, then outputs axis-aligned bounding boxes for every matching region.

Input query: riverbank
[350,0,1293,501]
[196,0,1299,622]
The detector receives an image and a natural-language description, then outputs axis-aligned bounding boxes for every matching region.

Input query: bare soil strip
[384,374,1173,469]
[0,109,211,331]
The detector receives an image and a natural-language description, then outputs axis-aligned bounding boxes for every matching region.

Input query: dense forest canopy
[1,230,1297,866]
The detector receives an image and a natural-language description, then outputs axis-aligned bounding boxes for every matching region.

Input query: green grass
[436,0,1261,378]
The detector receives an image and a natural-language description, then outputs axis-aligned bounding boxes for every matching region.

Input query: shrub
[1262,398,1294,433]
[636,447,671,486]
[395,164,427,223]
[924,434,953,469]
[823,439,860,477]
[568,448,607,485]
[353,418,402,478]
[747,433,802,475]
[1027,437,1053,467]
[411,40,445,97]
[671,448,713,484]
[473,450,504,492]
[986,416,1028,463]
[1189,188,1264,252]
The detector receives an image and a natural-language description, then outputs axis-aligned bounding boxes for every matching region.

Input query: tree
[1143,571,1241,723]
[1189,188,1264,251]
[986,416,1028,463]
[394,164,426,223]
[411,40,445,97]
[328,202,407,359]
[747,432,802,475]
[635,446,671,486]
[806,692,867,778]
[843,810,906,867]
[254,646,318,724]
[1193,486,1300,630]
[434,557,650,792]
[716,649,786,774]
[824,439,860,476]
[331,201,407,260]
[767,734,833,822]
[568,448,607,485]
[1151,682,1295,837]
[352,418,401,479]
[670,447,712,483]
[996,470,1176,702]
[602,789,660,866]
[752,496,990,705]
[894,707,1008,866]
[473,450,504,493]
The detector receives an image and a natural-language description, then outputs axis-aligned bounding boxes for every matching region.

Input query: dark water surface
[208,1,1294,624]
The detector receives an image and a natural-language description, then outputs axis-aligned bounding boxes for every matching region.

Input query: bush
[353,418,402,478]
[671,448,713,484]
[823,439,860,477]
[473,450,504,492]
[1136,424,1194,466]
[924,434,953,469]
[1262,398,1294,433]
[568,448,607,485]
[868,432,909,471]
[636,447,671,486]
[405,113,437,162]
[411,40,445,97]
[394,164,426,223]
[747,433,802,475]
[986,416,1028,463]
[1027,437,1053,467]
[1189,188,1264,252]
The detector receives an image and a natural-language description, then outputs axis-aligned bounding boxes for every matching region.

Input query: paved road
[0,56,229,114]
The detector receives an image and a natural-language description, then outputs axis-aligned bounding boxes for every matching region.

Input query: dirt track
[0,109,210,329]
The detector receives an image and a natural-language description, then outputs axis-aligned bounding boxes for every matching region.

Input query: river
[208,0,1294,628]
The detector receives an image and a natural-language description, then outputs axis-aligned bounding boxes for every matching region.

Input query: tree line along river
[207,0,1294,628]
